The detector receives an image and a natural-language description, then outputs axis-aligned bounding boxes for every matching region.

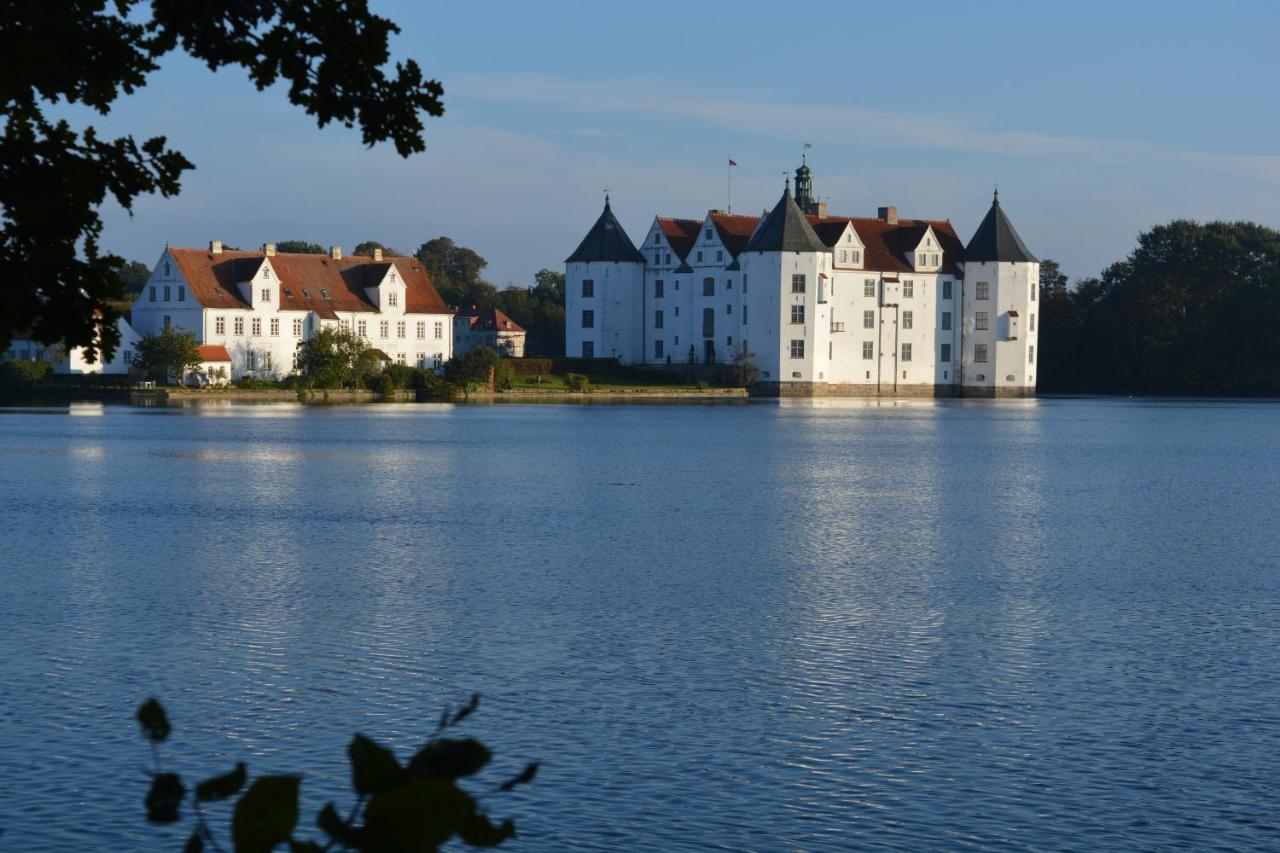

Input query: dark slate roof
[964,192,1037,263]
[744,188,828,253]
[566,198,645,263]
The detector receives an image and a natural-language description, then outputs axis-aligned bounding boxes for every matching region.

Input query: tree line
[1037,220,1280,395]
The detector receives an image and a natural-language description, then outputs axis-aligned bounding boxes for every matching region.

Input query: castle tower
[565,195,646,362]
[960,190,1039,397]
[793,155,827,216]
[740,184,832,394]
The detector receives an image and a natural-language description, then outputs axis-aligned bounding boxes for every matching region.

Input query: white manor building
[566,163,1040,396]
[130,243,454,379]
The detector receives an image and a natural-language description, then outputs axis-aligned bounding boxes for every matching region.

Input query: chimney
[373,247,383,261]
[210,240,223,254]
[263,242,276,256]
[330,245,342,260]
[878,206,898,225]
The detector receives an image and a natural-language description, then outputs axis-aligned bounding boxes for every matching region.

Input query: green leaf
[348,734,401,795]
[364,777,476,850]
[457,814,516,847]
[409,738,491,780]
[137,698,171,742]
[183,830,204,853]
[231,775,300,853]
[196,761,247,802]
[498,762,539,792]
[145,772,185,823]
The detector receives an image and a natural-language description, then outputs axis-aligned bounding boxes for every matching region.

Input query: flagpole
[727,156,732,214]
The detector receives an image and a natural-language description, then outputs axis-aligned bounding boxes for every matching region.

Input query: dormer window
[388,292,398,307]
[263,268,270,279]
[918,253,927,266]
[320,289,330,299]
[302,289,310,298]
[704,229,712,240]
[164,262,171,276]
[261,287,271,302]
[390,270,397,282]
[852,251,861,264]
[284,288,293,297]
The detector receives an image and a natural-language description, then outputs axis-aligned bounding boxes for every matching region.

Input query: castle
[565,161,1040,396]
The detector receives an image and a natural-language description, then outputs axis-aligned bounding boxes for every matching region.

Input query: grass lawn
[509,368,709,392]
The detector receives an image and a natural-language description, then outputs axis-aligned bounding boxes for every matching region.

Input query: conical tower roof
[566,196,645,263]
[744,186,827,253]
[964,191,1037,263]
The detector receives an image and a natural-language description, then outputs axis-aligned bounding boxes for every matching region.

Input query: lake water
[1,398,1277,851]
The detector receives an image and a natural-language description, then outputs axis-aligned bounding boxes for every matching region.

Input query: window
[791,274,805,293]
[918,253,926,266]
[727,336,733,346]
[270,319,279,336]
[417,321,426,339]
[863,310,875,329]
[284,288,293,298]
[234,317,244,336]
[302,289,311,298]
[582,341,594,358]
[397,321,406,338]
[149,286,156,302]
[178,286,185,302]
[932,254,939,266]
[379,321,389,338]
[163,285,171,301]
[251,318,262,335]
[862,341,874,360]
[942,311,952,331]
[864,279,876,297]
[901,342,912,362]
[262,351,272,370]
[943,280,953,300]
[1029,345,1036,363]
[696,251,703,263]
[674,306,679,317]
[742,274,748,294]
[703,277,715,296]
[975,344,989,363]
[791,304,805,325]
[790,339,805,359]
[976,281,990,300]
[215,316,225,335]
[1030,313,1036,332]
[852,250,861,264]
[293,318,303,336]
[163,315,171,330]
[582,279,594,297]
[320,289,330,300]
[387,291,397,307]
[261,288,271,302]
[840,250,847,263]
[358,320,367,337]
[941,343,952,363]
[340,319,349,332]
[665,253,671,265]
[164,262,170,276]
[262,267,270,279]
[716,250,723,262]
[742,305,748,325]
[654,340,664,359]
[434,322,443,339]
[975,311,989,331]
[582,310,594,329]
[654,310,664,329]
[903,280,914,298]
[1031,283,1037,301]
[725,303,733,315]
[704,228,711,240]
[416,353,427,369]
[432,353,443,370]
[654,252,660,265]
[902,310,913,330]
[702,307,715,338]
[396,352,406,365]
[655,279,664,298]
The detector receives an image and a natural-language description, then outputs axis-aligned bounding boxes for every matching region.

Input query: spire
[964,190,1037,263]
[744,186,827,253]
[566,196,645,264]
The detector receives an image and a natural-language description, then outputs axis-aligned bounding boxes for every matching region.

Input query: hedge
[508,358,552,375]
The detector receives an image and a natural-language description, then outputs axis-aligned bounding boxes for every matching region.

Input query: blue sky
[88,0,1280,285]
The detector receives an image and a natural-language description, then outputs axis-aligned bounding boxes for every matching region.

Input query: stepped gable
[566,197,645,263]
[708,213,762,257]
[656,218,702,259]
[964,191,1037,263]
[807,215,965,276]
[744,188,828,253]
[167,248,449,319]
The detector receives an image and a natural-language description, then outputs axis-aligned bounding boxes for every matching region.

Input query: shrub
[565,372,590,392]
[0,359,54,388]
[382,363,418,389]
[695,379,710,390]
[508,358,552,376]
[373,373,396,397]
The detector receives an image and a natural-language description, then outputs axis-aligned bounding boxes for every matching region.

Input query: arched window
[702,307,715,338]
[703,277,715,297]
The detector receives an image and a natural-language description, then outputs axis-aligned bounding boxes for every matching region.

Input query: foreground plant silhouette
[137,696,537,852]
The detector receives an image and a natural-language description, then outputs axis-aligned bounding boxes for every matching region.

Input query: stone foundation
[752,382,1035,399]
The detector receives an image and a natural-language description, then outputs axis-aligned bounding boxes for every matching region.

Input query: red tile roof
[195,344,231,362]
[709,213,761,257]
[456,306,525,333]
[657,218,702,260]
[167,248,450,320]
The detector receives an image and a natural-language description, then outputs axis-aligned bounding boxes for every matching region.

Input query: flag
[728,159,737,167]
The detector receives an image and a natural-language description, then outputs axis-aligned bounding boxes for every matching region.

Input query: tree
[274,240,325,255]
[414,237,495,308]
[443,347,509,396]
[135,326,201,386]
[118,260,152,297]
[296,327,380,389]
[137,696,536,852]
[2,2,445,364]
[730,346,759,388]
[353,241,402,257]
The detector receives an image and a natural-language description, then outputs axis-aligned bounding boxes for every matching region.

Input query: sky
[83,0,1280,286]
